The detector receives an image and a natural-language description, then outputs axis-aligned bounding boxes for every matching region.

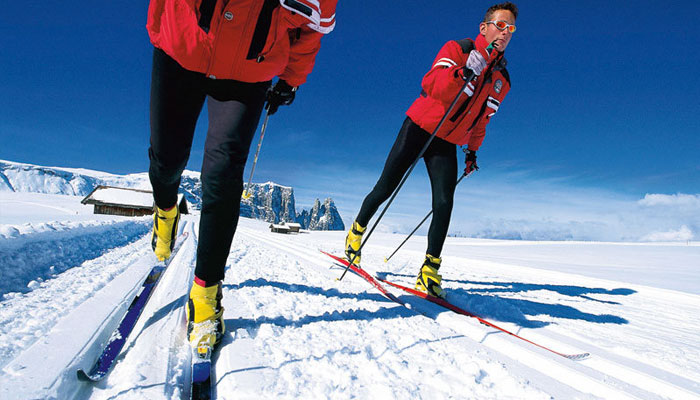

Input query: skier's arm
[469,83,509,150]
[278,1,337,87]
[467,123,487,151]
[468,99,498,150]
[420,41,467,104]
[278,27,322,87]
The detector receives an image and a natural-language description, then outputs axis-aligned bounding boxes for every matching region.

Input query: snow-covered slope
[0,160,344,230]
[0,193,698,399]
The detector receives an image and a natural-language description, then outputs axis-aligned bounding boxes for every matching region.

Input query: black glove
[464,149,479,176]
[266,80,297,115]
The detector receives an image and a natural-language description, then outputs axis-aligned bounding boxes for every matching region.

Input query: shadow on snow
[378,272,631,328]
[222,279,415,333]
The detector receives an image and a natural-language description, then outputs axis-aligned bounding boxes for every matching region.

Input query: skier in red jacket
[345,2,517,298]
[146,0,337,354]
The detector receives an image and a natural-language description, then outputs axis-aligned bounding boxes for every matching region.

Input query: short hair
[484,2,518,22]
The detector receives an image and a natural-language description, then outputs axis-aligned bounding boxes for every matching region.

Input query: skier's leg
[194,82,268,284]
[346,118,427,263]
[188,82,266,351]
[148,48,206,210]
[355,118,428,226]
[415,138,456,298]
[148,48,206,260]
[424,139,458,257]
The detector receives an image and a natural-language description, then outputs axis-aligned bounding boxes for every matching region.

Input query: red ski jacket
[406,34,511,150]
[147,0,337,87]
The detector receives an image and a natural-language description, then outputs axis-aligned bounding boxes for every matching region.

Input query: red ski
[378,277,589,361]
[322,250,588,360]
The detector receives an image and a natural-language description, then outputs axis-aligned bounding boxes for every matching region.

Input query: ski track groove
[0,219,151,297]
[236,226,698,400]
[0,234,160,398]
[421,252,700,397]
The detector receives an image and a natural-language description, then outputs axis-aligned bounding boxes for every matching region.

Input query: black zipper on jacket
[448,83,476,123]
[246,0,279,60]
[449,72,492,123]
[466,99,490,132]
[198,0,218,33]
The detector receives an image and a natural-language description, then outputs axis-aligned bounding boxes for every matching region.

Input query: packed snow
[0,191,699,399]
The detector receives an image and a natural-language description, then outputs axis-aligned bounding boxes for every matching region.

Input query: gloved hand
[266,80,297,115]
[464,149,479,176]
[464,49,488,77]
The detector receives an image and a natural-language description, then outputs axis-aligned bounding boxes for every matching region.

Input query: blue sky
[1,1,699,239]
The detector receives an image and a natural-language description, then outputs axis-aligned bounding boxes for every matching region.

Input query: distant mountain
[240,182,297,224]
[0,160,344,231]
[240,183,344,231]
[298,198,344,231]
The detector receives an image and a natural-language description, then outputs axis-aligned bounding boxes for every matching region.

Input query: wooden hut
[286,222,302,233]
[81,185,188,217]
[269,222,291,234]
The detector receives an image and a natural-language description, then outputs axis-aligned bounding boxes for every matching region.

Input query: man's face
[479,9,516,52]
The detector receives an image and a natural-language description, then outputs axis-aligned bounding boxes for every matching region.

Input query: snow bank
[0,219,150,296]
[0,235,156,372]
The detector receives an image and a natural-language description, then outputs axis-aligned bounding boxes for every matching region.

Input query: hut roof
[81,186,153,208]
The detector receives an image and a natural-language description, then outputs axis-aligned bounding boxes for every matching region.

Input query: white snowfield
[0,195,699,399]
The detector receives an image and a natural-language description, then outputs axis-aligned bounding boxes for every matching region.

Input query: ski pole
[383,172,469,263]
[242,108,271,199]
[339,46,499,281]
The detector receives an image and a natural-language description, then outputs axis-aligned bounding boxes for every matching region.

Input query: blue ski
[191,350,212,400]
[77,232,188,382]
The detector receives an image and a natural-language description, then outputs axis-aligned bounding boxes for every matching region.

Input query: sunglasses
[486,20,516,33]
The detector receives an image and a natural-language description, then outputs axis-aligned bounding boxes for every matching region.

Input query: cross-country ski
[77,232,189,382]
[323,250,590,361]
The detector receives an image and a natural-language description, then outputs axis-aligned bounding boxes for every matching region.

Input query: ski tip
[76,369,98,382]
[565,352,591,361]
[383,257,388,263]
[76,369,88,381]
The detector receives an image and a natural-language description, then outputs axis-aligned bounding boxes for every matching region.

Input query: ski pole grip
[486,41,499,58]
[486,41,496,54]
[481,41,500,66]
[463,41,498,83]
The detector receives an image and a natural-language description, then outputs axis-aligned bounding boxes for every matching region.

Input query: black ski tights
[356,117,457,258]
[148,47,269,283]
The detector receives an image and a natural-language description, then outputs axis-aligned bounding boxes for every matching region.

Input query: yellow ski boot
[344,221,366,265]
[151,205,180,261]
[415,254,445,298]
[187,280,225,357]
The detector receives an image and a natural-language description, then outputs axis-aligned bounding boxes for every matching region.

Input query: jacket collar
[475,34,489,52]
[475,33,507,69]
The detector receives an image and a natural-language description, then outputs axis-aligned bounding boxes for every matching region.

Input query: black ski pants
[356,117,458,259]
[148,48,269,283]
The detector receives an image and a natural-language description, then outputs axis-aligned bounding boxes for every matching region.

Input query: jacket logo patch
[494,79,503,94]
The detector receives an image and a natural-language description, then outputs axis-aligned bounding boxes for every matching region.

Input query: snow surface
[0,192,699,399]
